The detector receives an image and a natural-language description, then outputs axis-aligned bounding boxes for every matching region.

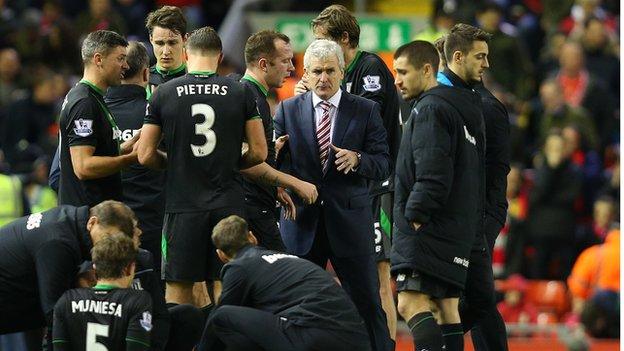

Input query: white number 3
[191,103,217,157]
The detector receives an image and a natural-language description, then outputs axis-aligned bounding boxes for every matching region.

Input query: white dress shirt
[312,89,342,143]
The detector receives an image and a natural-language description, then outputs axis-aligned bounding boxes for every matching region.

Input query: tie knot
[320,101,332,112]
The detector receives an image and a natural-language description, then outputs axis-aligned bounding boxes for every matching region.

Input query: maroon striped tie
[317,101,332,170]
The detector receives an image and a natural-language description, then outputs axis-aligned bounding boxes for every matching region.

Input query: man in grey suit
[274,39,393,351]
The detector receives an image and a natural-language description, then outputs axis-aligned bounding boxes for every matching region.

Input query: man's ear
[124,261,136,278]
[93,52,103,68]
[258,58,268,72]
[86,216,98,232]
[142,67,149,83]
[216,249,229,263]
[218,52,224,65]
[247,231,258,246]
[340,31,350,46]
[453,50,463,64]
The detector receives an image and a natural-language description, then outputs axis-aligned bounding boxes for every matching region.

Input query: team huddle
[0,4,510,351]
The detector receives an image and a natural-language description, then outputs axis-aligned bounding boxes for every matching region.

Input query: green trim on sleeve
[248,115,262,120]
[126,337,151,347]
[52,339,69,344]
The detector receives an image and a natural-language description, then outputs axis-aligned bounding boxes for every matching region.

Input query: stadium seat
[525,280,571,317]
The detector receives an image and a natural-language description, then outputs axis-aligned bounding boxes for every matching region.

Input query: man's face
[393,56,425,100]
[304,54,343,100]
[265,39,295,89]
[101,45,128,86]
[460,40,489,82]
[150,26,185,70]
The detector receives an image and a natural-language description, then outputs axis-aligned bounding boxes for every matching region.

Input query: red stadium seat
[524,280,571,317]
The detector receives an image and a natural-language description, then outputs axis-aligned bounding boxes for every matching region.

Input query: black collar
[443,68,475,90]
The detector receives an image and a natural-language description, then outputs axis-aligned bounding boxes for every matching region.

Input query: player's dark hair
[89,200,136,239]
[212,215,249,257]
[186,26,222,54]
[81,30,128,65]
[311,4,360,48]
[433,36,447,67]
[444,23,492,64]
[145,5,187,37]
[394,40,440,74]
[244,30,290,66]
[124,41,149,79]
[92,232,138,279]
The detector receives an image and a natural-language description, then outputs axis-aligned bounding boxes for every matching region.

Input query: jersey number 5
[191,103,217,157]
[86,322,109,351]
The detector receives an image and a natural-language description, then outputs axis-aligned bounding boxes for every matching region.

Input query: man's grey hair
[81,30,128,65]
[303,39,345,70]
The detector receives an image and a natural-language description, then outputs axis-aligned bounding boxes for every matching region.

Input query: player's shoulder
[357,51,391,74]
[346,90,378,109]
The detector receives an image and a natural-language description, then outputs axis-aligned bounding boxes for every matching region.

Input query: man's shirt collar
[312,88,342,109]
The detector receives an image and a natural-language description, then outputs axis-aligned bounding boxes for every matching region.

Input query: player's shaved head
[89,200,136,238]
[124,41,149,79]
[186,26,222,55]
[212,215,250,257]
[92,232,138,279]
[145,5,187,37]
[81,30,128,65]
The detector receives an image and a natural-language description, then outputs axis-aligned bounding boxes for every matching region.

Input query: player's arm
[137,124,167,170]
[240,87,267,169]
[240,163,317,204]
[65,99,136,180]
[126,292,153,351]
[404,106,454,226]
[52,294,71,351]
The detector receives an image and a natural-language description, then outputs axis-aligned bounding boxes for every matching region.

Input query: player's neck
[82,70,109,92]
[343,47,359,69]
[244,69,269,92]
[187,56,219,75]
[96,278,131,289]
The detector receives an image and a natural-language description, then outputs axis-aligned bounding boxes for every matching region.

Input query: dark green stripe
[126,337,150,347]
[380,208,391,238]
[52,340,69,344]
[409,315,434,331]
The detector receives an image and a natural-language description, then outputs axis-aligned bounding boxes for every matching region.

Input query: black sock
[441,323,464,351]
[200,303,214,324]
[407,312,444,351]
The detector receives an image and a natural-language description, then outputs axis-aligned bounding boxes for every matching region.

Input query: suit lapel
[299,92,322,170]
[331,92,354,149]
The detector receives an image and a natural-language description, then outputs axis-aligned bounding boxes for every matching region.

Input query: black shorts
[372,192,393,262]
[395,269,461,299]
[246,206,286,252]
[162,207,243,282]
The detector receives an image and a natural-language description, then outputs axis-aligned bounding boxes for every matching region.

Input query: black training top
[218,245,368,334]
[53,286,152,351]
[0,205,92,318]
[343,51,401,195]
[58,80,122,206]
[105,85,165,233]
[240,75,277,213]
[144,72,260,212]
[147,64,187,99]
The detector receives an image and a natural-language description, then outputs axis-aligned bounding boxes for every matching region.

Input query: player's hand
[275,135,289,160]
[277,187,296,220]
[331,144,360,174]
[120,130,141,155]
[294,77,309,96]
[411,222,422,231]
[293,180,318,204]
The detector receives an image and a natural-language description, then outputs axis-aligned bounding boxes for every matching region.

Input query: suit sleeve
[273,101,290,169]
[404,106,454,224]
[52,294,70,351]
[354,102,390,180]
[126,293,153,351]
[217,264,248,306]
[483,99,511,230]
